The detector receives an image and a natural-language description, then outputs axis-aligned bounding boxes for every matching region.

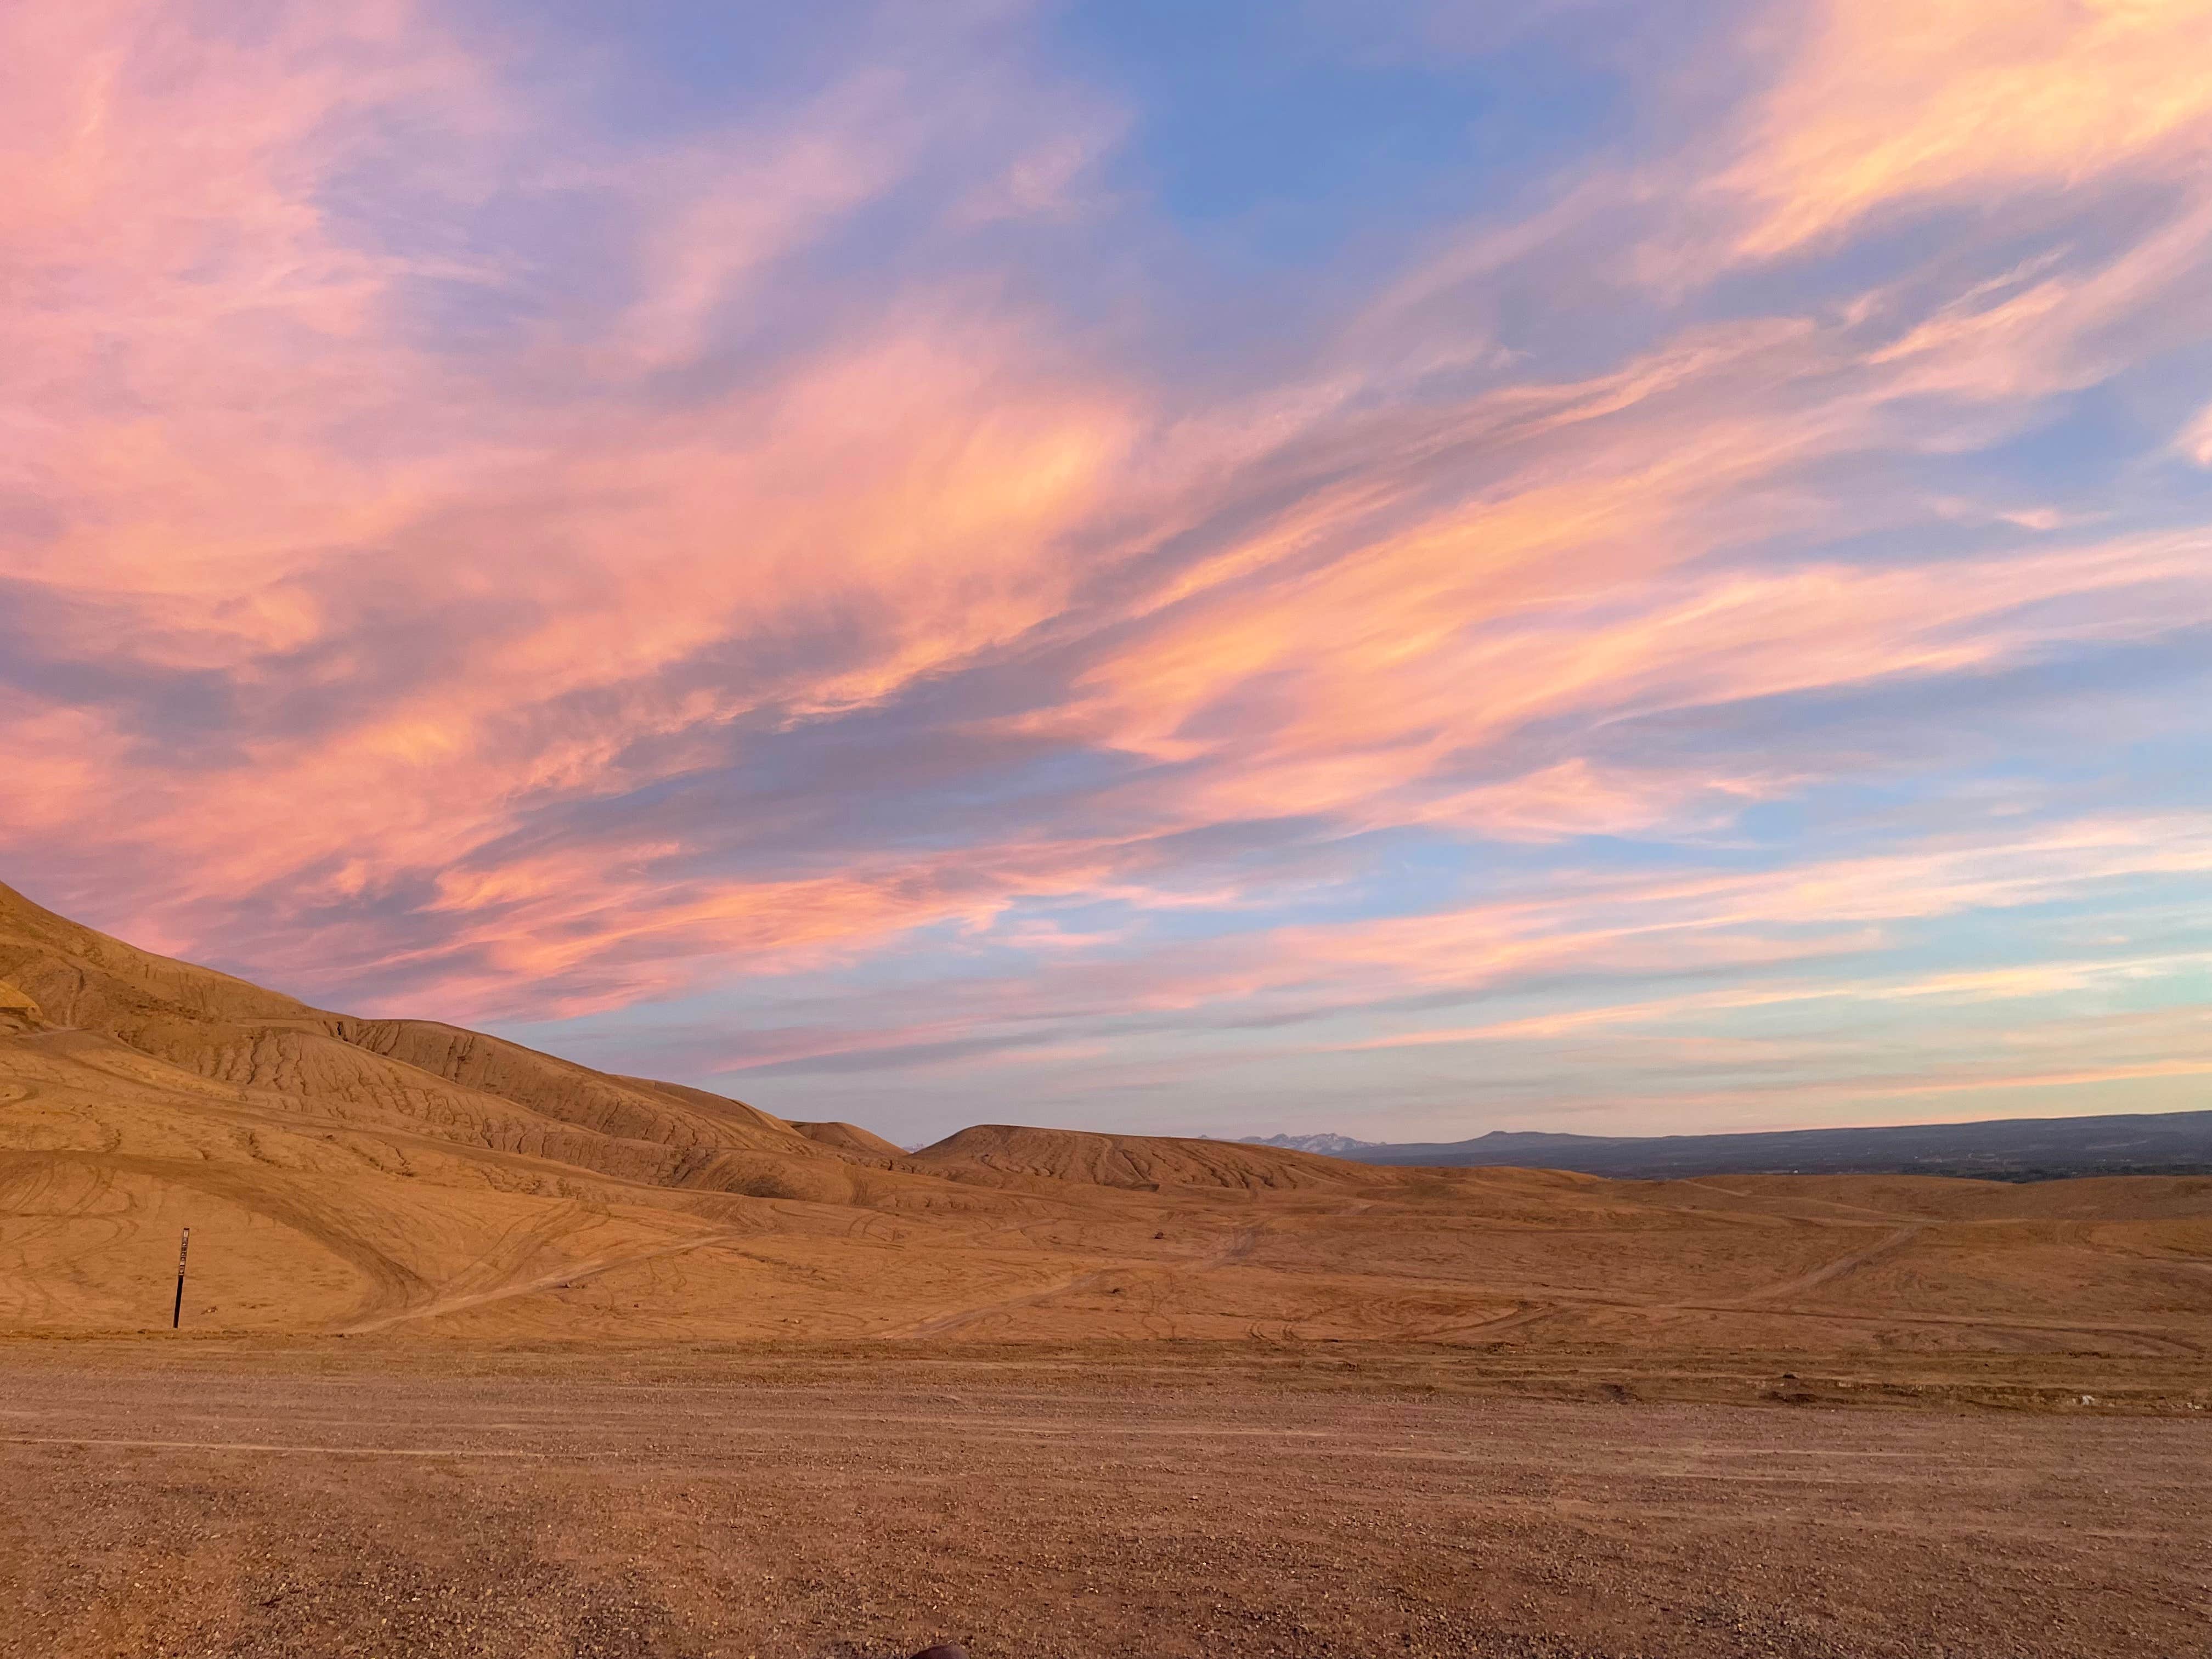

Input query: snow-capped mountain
[1238,1132,1378,1156]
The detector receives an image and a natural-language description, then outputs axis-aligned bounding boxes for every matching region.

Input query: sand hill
[3,879,2211,1356]
[911,1122,1381,1191]
[789,1120,912,1160]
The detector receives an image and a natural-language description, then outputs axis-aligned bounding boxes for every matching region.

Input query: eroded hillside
[3,881,2211,1359]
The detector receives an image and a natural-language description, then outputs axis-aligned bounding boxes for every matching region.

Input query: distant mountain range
[1240,1132,1376,1156]
[1243,1109,2212,1182]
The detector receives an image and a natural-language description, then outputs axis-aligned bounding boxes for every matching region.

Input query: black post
[172,1227,190,1330]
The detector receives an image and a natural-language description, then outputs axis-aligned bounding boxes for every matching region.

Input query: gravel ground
[1,1344,2207,1658]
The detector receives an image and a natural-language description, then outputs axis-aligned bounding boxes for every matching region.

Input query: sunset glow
[6,0,2210,1144]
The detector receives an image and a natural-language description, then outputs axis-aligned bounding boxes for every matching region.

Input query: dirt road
[1,1344,2207,1658]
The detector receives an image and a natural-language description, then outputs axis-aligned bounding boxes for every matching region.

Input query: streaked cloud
[4,0,2209,1142]
[1727,0,2212,256]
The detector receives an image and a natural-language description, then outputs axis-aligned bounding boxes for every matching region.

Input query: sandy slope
[909,1122,1381,1190]
[789,1119,909,1159]
[4,880,2212,1361]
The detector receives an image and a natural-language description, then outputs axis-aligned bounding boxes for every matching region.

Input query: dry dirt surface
[1,1342,2207,1659]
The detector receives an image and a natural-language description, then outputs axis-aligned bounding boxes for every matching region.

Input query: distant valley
[1245,1110,2212,1181]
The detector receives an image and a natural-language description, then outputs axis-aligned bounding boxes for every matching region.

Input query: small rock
[911,1646,969,1659]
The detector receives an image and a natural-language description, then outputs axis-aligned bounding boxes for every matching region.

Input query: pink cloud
[4,0,2209,1143]
[1725,0,2212,256]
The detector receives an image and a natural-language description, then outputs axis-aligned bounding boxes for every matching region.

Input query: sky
[5,0,2212,1147]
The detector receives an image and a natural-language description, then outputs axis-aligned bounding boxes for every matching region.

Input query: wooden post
[172,1227,190,1329]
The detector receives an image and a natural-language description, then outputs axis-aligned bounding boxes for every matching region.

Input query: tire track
[1726,1225,1927,1307]
[334,1232,752,1335]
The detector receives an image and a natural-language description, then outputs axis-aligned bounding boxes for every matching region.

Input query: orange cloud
[6,0,2210,1147]
[1729,0,2212,256]
[1,1,1142,994]
[1070,379,2212,831]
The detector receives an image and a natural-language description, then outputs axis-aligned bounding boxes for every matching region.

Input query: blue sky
[4,0,2210,1144]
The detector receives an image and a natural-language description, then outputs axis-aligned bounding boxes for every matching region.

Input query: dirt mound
[0,981,45,1037]
[911,1122,1380,1192]
[616,1075,798,1144]
[791,1121,908,1159]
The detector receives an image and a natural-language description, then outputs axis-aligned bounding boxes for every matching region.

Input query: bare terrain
[4,881,2212,1655]
[7,881,2212,1362]
[1,1343,2207,1659]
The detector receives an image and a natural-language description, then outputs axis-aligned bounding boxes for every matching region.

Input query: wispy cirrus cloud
[1725,0,2212,256]
[3,0,2209,1141]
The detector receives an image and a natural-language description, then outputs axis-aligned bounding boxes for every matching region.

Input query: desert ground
[4,1342,2210,1659]
[4,879,2212,1655]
